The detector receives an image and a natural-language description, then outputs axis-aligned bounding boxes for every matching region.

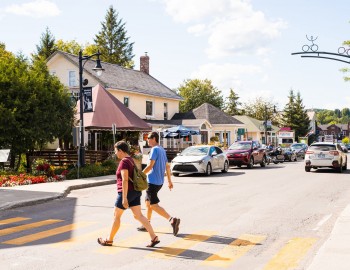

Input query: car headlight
[240,152,249,156]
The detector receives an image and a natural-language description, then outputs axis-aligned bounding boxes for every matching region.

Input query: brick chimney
[140,52,149,74]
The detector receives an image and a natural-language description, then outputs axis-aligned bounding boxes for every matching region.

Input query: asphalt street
[1,160,350,270]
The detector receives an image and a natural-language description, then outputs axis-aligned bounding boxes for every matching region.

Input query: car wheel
[337,162,343,173]
[305,167,311,172]
[221,161,229,173]
[294,155,298,162]
[247,157,254,169]
[343,159,347,170]
[260,156,266,167]
[173,173,179,177]
[205,163,212,176]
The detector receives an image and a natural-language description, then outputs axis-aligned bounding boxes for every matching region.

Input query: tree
[281,90,310,139]
[0,47,74,169]
[241,97,278,124]
[224,88,242,115]
[94,5,134,68]
[294,92,310,139]
[33,27,56,60]
[55,39,83,55]
[177,79,224,112]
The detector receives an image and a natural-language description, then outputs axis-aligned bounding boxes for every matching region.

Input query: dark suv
[225,141,267,168]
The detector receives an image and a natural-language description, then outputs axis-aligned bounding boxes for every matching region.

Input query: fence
[26,150,110,170]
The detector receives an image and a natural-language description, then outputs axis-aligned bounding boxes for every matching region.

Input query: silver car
[171,145,229,176]
[305,142,347,173]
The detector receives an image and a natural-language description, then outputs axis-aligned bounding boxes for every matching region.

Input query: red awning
[76,84,151,131]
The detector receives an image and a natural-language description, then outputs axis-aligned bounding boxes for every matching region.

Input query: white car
[171,145,229,176]
[305,142,347,173]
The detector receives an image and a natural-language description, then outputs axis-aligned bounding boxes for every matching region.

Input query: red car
[226,141,267,168]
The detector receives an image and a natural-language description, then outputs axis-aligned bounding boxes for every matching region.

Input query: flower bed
[0,174,65,187]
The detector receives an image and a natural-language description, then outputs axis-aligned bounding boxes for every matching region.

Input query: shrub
[65,161,116,180]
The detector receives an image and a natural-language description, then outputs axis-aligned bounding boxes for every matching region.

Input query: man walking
[137,131,180,236]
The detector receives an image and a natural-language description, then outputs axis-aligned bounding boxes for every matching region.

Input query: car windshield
[229,143,251,150]
[180,146,209,156]
[309,144,336,151]
[291,144,303,149]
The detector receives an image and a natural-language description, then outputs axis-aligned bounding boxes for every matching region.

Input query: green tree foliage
[340,39,350,81]
[0,46,74,169]
[177,79,224,112]
[224,88,242,115]
[281,90,310,139]
[33,27,56,60]
[55,39,83,55]
[241,97,278,124]
[94,5,134,68]
[294,92,310,139]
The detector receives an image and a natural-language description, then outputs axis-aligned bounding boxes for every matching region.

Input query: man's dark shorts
[145,183,163,205]
[115,190,142,210]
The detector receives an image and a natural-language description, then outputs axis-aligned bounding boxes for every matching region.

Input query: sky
[1,0,350,111]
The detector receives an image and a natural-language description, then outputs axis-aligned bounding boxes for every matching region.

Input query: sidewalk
[0,175,115,211]
[307,203,350,270]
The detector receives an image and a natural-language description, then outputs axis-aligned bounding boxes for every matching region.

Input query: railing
[26,150,110,170]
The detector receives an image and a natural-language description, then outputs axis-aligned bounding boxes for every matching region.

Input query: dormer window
[68,71,77,87]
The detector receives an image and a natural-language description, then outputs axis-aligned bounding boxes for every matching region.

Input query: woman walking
[97,141,159,247]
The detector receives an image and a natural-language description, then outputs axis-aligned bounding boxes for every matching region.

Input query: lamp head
[92,50,104,76]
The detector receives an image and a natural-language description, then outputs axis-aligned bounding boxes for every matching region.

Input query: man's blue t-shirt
[148,145,168,185]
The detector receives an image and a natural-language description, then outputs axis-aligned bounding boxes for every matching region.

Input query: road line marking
[50,224,129,249]
[312,214,332,231]
[0,217,31,225]
[96,226,169,255]
[2,221,92,245]
[0,219,63,236]
[201,234,266,268]
[262,237,317,270]
[147,230,217,260]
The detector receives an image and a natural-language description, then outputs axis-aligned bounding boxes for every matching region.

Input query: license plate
[318,153,325,158]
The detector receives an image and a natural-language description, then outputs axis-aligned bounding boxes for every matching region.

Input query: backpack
[126,159,148,191]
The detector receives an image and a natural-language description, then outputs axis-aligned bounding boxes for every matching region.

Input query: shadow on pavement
[0,197,77,249]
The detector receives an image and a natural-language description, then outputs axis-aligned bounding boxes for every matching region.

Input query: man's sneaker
[171,217,180,236]
[137,225,147,232]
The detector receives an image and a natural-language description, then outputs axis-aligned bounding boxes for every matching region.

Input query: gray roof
[172,103,243,125]
[49,51,182,100]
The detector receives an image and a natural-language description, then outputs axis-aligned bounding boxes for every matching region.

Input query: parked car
[290,143,308,159]
[171,145,229,176]
[226,141,267,168]
[305,142,347,173]
[282,147,298,161]
[339,143,348,153]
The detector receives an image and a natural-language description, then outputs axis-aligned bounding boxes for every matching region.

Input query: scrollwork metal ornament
[302,35,319,52]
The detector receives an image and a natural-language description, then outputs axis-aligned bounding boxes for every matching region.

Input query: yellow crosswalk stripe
[96,226,169,255]
[262,237,317,270]
[202,234,266,267]
[0,219,63,236]
[0,217,31,225]
[2,221,92,245]
[147,230,216,260]
[50,224,130,249]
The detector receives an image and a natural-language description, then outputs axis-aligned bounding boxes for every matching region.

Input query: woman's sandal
[146,236,160,247]
[97,237,113,246]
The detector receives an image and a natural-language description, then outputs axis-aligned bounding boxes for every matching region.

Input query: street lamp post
[78,50,104,167]
[264,105,276,145]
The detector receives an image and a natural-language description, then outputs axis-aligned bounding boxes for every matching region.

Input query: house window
[50,70,56,76]
[201,124,207,129]
[124,97,129,108]
[164,103,168,120]
[146,100,153,117]
[68,71,76,87]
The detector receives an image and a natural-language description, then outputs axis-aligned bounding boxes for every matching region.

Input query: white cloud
[161,0,287,58]
[5,0,60,18]
[190,62,262,96]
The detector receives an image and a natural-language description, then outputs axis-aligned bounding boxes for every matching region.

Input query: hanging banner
[83,87,93,112]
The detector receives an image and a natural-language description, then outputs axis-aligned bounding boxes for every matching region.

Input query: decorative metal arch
[291,35,350,64]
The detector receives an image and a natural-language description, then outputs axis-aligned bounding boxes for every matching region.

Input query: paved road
[1,160,350,270]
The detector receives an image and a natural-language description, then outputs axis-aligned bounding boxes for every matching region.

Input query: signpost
[112,123,116,146]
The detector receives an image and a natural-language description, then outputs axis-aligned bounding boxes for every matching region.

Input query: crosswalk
[0,216,317,269]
